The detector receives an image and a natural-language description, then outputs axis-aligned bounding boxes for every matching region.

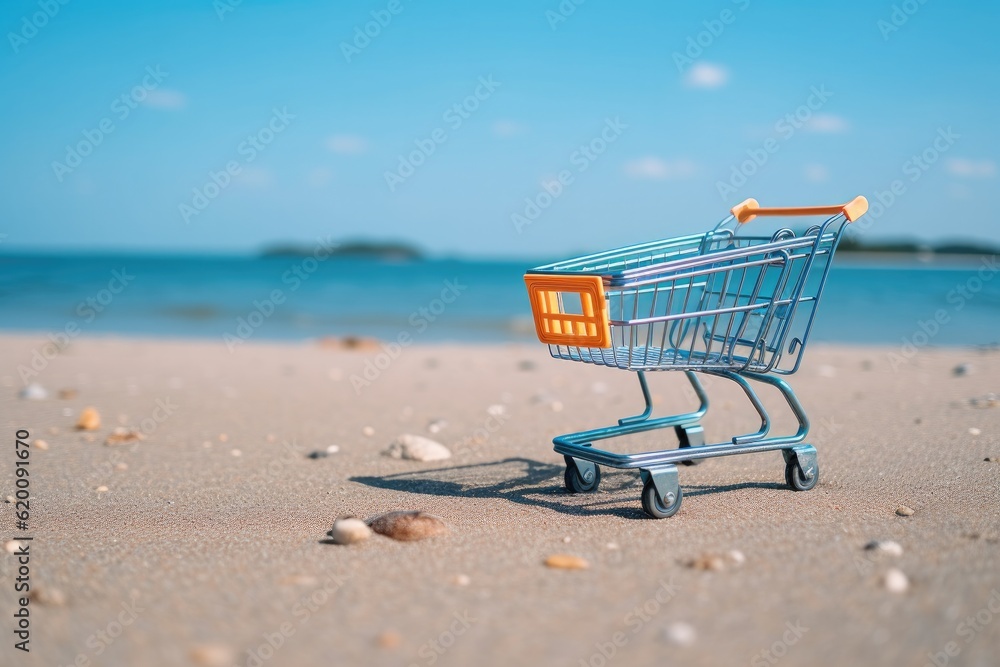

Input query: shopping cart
[523,196,868,518]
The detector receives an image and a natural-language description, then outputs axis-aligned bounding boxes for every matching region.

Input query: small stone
[382,434,451,462]
[57,388,78,399]
[427,419,447,434]
[726,549,746,566]
[486,404,507,417]
[328,517,372,545]
[562,536,571,543]
[230,449,242,457]
[953,363,971,377]
[606,542,620,550]
[307,450,329,459]
[969,427,982,436]
[190,644,237,666]
[986,457,999,463]
[115,462,129,471]
[884,568,909,593]
[326,445,340,454]
[664,621,696,647]
[4,496,13,503]
[376,630,402,649]
[368,511,448,541]
[76,407,101,430]
[864,540,903,557]
[688,553,726,571]
[33,440,49,451]
[19,383,48,400]
[4,540,20,554]
[970,393,999,409]
[96,485,109,493]
[218,433,229,443]
[895,505,915,517]
[105,428,145,446]
[544,554,589,570]
[362,426,375,437]
[29,586,67,606]
[452,574,471,586]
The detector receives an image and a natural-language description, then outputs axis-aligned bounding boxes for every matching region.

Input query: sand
[1,334,998,666]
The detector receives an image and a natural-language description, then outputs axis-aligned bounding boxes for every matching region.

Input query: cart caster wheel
[564,456,600,493]
[784,457,818,491]
[641,479,683,519]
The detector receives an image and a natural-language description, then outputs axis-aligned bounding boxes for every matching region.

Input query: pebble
[362,426,375,437]
[664,621,697,647]
[895,505,915,517]
[190,644,236,666]
[105,428,145,446]
[486,404,507,417]
[75,407,101,431]
[368,511,448,541]
[606,542,620,550]
[376,630,402,649]
[969,427,982,436]
[4,496,13,503]
[452,574,471,586]
[218,433,229,443]
[382,434,452,462]
[115,462,128,471]
[544,554,589,570]
[19,383,48,400]
[986,457,999,463]
[953,363,971,377]
[864,540,904,557]
[427,419,448,434]
[230,449,242,457]
[970,393,999,409]
[328,517,372,545]
[308,446,340,459]
[96,485,109,493]
[57,388,78,399]
[33,440,49,451]
[727,549,746,566]
[688,553,726,571]
[4,540,20,554]
[884,568,909,593]
[29,586,67,606]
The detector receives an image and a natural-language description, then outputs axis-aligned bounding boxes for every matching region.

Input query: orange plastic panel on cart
[524,274,611,348]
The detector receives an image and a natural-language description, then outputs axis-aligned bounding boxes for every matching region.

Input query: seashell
[382,434,451,462]
[368,511,448,541]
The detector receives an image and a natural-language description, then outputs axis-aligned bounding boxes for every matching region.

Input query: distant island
[838,236,999,256]
[260,240,423,261]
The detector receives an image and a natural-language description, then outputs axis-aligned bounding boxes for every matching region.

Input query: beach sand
[1,334,998,666]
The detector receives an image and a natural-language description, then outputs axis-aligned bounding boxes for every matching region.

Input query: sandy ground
[1,334,998,667]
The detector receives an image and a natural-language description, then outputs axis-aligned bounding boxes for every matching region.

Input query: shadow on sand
[351,457,786,520]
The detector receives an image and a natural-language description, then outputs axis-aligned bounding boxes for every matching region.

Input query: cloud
[307,167,334,187]
[946,158,996,178]
[683,62,729,89]
[623,157,697,181]
[326,134,368,155]
[804,163,829,183]
[804,114,849,133]
[491,120,524,137]
[141,89,187,110]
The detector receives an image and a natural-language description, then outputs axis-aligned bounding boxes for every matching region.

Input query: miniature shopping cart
[523,196,868,518]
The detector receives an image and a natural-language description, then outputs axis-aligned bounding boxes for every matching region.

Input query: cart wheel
[784,457,818,491]
[564,456,601,493]
[641,478,683,519]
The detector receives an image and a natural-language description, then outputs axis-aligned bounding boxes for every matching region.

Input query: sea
[0,253,997,348]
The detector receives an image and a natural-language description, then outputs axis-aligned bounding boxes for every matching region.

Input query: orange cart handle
[730,196,868,224]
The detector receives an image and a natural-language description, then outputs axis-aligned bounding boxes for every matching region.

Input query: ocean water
[0,253,997,347]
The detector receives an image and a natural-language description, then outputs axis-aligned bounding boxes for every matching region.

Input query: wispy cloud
[683,62,729,89]
[804,163,829,183]
[946,158,996,178]
[491,120,524,137]
[623,157,697,180]
[142,89,187,110]
[326,134,368,155]
[804,114,849,133]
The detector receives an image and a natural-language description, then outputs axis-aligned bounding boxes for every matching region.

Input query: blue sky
[1,0,997,258]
